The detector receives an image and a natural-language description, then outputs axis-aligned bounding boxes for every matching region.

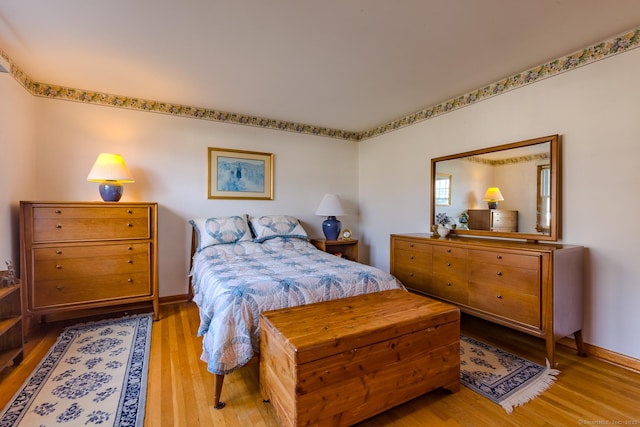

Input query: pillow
[189,215,252,251]
[249,215,308,243]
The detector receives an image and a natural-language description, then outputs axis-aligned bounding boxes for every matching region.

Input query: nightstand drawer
[32,206,151,242]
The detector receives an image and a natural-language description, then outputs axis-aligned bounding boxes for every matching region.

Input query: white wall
[0,72,36,269]
[359,48,640,359]
[29,99,360,298]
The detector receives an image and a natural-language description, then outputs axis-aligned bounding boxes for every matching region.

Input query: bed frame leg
[213,374,226,409]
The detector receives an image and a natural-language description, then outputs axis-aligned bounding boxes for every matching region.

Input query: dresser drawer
[392,239,432,290]
[32,273,151,309]
[468,249,539,269]
[33,243,150,278]
[468,263,539,296]
[432,246,468,304]
[469,283,540,327]
[31,206,151,242]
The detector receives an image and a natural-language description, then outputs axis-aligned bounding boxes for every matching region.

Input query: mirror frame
[430,134,560,242]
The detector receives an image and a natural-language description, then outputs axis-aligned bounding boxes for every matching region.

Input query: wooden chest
[260,289,460,427]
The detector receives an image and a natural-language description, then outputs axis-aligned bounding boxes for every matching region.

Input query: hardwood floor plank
[1,303,639,426]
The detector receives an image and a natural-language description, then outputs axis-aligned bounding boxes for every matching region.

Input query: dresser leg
[574,330,587,357]
[546,337,556,368]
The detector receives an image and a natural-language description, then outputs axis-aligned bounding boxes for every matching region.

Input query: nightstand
[310,239,359,262]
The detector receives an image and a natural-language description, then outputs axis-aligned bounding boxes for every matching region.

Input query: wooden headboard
[188,227,198,301]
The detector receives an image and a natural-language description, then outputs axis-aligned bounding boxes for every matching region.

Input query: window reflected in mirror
[435,173,452,206]
[537,165,551,233]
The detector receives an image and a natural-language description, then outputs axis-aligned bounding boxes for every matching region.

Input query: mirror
[430,134,560,242]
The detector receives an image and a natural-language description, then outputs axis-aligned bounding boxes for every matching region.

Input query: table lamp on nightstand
[315,193,346,241]
[87,153,135,202]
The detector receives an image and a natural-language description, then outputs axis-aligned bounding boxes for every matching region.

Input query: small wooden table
[310,238,359,262]
[260,289,460,427]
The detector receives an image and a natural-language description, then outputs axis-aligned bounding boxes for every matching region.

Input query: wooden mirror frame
[430,134,560,242]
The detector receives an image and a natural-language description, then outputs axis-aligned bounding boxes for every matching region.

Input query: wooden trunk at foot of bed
[259,290,461,427]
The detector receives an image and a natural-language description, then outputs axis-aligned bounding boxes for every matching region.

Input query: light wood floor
[2,302,639,426]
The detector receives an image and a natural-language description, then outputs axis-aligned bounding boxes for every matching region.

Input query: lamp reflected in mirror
[482,187,504,209]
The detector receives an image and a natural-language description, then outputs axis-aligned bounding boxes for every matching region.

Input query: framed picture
[208,147,274,200]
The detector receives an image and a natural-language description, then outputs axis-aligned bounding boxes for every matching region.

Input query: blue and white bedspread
[190,237,405,375]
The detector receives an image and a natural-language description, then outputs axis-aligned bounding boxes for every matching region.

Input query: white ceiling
[1,1,640,133]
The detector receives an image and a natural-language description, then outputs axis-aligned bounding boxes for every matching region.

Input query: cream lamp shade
[482,187,504,209]
[87,153,135,202]
[315,194,346,240]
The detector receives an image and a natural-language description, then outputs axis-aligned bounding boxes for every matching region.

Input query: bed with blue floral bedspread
[189,214,405,408]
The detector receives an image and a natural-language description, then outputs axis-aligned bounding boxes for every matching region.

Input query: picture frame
[208,147,274,200]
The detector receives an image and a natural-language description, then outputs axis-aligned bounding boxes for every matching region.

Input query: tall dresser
[390,233,584,366]
[20,202,159,333]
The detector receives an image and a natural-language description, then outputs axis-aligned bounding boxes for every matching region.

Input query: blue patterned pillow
[190,215,252,251]
[249,215,308,243]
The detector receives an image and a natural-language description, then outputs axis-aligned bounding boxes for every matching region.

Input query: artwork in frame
[208,147,274,200]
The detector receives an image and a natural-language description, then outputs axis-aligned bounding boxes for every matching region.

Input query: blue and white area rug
[0,314,152,427]
[460,335,560,413]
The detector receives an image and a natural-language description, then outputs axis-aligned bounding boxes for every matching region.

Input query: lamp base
[98,183,124,202]
[487,202,498,209]
[322,216,341,241]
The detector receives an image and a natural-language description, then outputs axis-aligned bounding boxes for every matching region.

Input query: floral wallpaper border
[466,152,549,166]
[1,27,639,142]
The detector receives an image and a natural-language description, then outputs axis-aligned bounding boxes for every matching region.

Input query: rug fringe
[500,359,560,414]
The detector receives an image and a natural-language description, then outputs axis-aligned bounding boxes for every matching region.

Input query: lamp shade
[482,187,504,210]
[315,194,346,216]
[482,187,504,202]
[87,153,135,183]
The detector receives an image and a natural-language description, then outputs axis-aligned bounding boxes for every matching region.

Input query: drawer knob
[55,264,62,269]
[497,255,503,260]
[447,283,452,287]
[497,295,503,299]
[127,259,133,264]
[128,246,133,250]
[447,263,451,267]
[127,278,133,283]
[127,209,133,214]
[55,224,62,229]
[56,250,62,255]
[497,271,503,276]
[409,256,414,260]
[127,223,133,227]
[410,244,414,248]
[447,249,452,253]
[409,273,414,277]
[56,285,63,290]
[55,210,62,214]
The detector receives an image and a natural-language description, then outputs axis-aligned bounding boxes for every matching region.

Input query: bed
[188,214,405,408]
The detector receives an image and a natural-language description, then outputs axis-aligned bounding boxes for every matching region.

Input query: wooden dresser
[467,209,518,232]
[390,233,584,366]
[20,202,159,332]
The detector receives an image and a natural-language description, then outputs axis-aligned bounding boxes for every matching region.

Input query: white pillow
[249,215,308,243]
[190,215,252,251]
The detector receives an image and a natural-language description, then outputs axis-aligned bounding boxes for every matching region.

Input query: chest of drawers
[20,202,159,332]
[467,209,518,232]
[390,233,584,366]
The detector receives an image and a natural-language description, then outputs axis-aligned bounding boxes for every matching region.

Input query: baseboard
[558,337,640,373]
[159,294,191,305]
